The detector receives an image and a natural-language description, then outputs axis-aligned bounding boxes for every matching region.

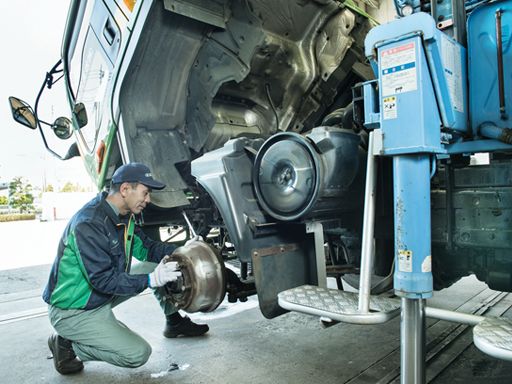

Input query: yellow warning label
[398,249,412,272]
[383,96,397,120]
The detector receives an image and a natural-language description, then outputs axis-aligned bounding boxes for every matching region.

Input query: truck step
[278,285,400,325]
[473,317,512,361]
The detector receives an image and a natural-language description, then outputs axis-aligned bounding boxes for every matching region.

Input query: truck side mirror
[51,117,73,140]
[8,96,37,129]
[73,103,88,128]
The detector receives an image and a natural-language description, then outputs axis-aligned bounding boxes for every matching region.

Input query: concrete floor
[2,265,512,384]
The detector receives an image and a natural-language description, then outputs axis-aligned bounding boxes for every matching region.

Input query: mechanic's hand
[185,235,203,246]
[148,256,181,288]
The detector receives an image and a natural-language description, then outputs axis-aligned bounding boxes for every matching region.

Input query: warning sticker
[398,249,412,272]
[383,96,397,120]
[381,42,417,97]
[441,34,464,113]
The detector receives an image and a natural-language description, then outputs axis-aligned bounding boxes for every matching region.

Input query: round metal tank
[253,126,363,221]
[165,240,226,313]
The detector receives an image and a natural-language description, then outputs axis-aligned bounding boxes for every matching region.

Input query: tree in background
[0,196,8,205]
[60,182,90,192]
[9,177,34,213]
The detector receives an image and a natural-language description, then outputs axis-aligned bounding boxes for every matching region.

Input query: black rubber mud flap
[252,235,317,319]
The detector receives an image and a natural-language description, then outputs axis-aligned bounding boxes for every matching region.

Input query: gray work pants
[48,261,177,368]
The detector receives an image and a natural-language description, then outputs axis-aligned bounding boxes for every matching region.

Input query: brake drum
[166,240,226,313]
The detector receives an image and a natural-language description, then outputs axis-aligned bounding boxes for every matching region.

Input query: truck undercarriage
[8,0,512,341]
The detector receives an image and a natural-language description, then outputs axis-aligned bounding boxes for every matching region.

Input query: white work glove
[148,256,181,288]
[185,235,203,246]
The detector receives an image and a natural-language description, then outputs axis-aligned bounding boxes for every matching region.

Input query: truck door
[66,0,127,155]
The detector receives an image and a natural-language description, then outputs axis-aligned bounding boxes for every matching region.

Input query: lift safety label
[380,42,417,97]
[441,34,464,113]
[383,96,397,120]
[398,249,412,272]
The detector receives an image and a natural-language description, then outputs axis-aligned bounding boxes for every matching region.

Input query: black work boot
[163,315,209,338]
[48,334,84,375]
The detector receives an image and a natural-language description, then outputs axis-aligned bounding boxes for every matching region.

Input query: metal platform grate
[473,317,512,361]
[278,285,400,324]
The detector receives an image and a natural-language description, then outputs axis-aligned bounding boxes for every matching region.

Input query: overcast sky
[0,0,93,189]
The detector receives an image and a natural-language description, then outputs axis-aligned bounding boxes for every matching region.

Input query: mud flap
[251,234,317,319]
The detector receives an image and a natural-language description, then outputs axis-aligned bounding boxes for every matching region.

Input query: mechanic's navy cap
[112,163,166,190]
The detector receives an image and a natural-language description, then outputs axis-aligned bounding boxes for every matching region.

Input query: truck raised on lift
[8,0,512,378]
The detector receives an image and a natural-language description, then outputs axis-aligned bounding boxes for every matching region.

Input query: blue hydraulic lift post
[393,154,432,383]
[364,10,469,382]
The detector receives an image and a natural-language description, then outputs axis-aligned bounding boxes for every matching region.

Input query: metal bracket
[305,221,327,288]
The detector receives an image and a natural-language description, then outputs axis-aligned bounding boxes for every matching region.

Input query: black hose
[265,83,280,131]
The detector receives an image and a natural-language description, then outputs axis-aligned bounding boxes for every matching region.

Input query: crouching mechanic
[43,163,208,375]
